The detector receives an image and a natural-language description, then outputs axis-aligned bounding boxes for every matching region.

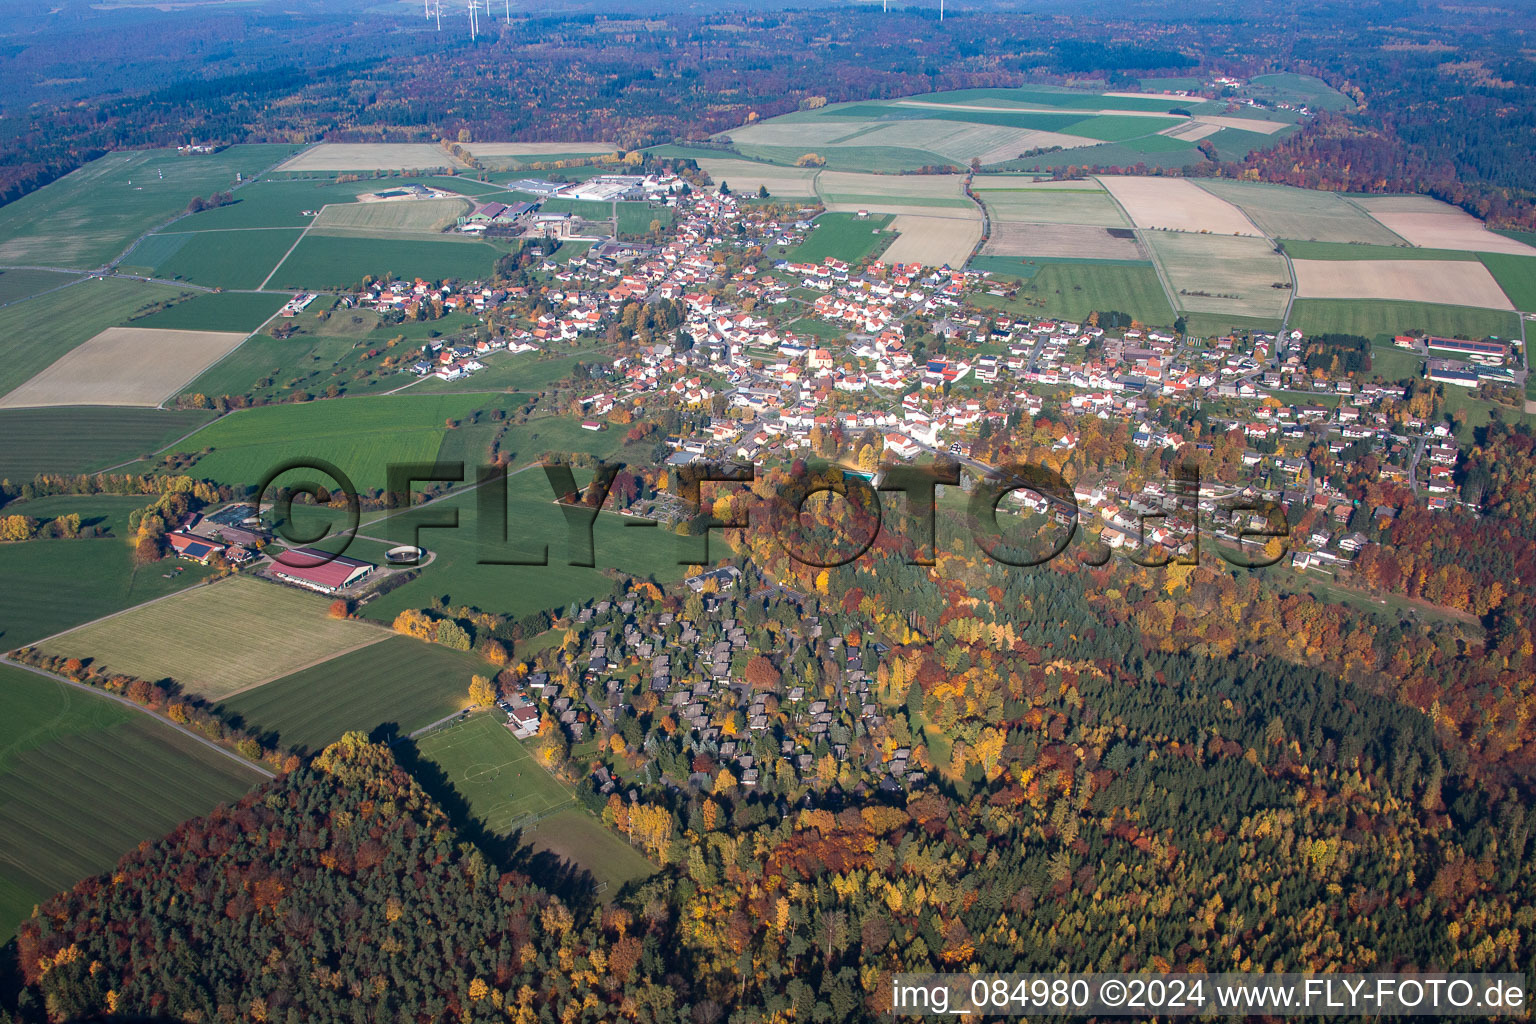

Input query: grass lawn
[971,261,1175,328]
[1180,311,1284,338]
[268,234,503,290]
[1478,253,1536,311]
[415,713,574,830]
[0,277,190,401]
[788,213,895,264]
[221,634,489,753]
[0,269,82,304]
[1287,299,1519,341]
[0,145,299,271]
[0,662,262,942]
[616,202,673,237]
[35,575,387,700]
[0,534,222,650]
[122,228,303,290]
[0,407,214,481]
[1368,344,1425,381]
[159,392,492,495]
[524,807,658,896]
[123,290,289,333]
[410,351,586,395]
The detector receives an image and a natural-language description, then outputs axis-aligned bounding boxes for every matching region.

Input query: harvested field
[983,223,1145,260]
[1189,115,1288,134]
[975,187,1128,227]
[37,576,388,700]
[694,158,819,197]
[277,143,468,172]
[460,141,614,162]
[970,177,1104,190]
[1196,180,1406,244]
[1097,176,1261,235]
[818,171,966,201]
[1146,231,1291,318]
[882,214,982,266]
[1159,122,1223,142]
[822,200,974,220]
[1353,196,1536,255]
[314,197,472,234]
[0,327,249,409]
[1291,258,1512,307]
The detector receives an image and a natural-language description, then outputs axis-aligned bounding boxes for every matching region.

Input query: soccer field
[416,713,574,832]
[0,663,261,942]
[36,576,388,700]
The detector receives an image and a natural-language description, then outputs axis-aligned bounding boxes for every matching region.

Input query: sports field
[1098,176,1261,236]
[0,327,250,409]
[616,202,675,236]
[159,392,489,494]
[0,277,190,401]
[124,291,289,333]
[0,407,214,481]
[0,530,221,649]
[37,576,387,700]
[0,662,261,942]
[277,143,469,172]
[1352,196,1536,255]
[0,144,298,270]
[1195,180,1406,244]
[268,234,503,289]
[1146,231,1291,319]
[416,713,574,831]
[313,197,472,234]
[121,228,304,289]
[222,635,489,753]
[786,213,895,264]
[1287,299,1520,342]
[1290,258,1512,308]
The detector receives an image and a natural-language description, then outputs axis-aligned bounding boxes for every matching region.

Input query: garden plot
[0,327,249,408]
[1354,196,1536,255]
[1290,258,1513,308]
[1098,176,1261,236]
[277,143,469,172]
[1146,232,1292,319]
[1196,180,1407,244]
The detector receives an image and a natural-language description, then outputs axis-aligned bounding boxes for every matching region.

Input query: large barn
[270,548,375,593]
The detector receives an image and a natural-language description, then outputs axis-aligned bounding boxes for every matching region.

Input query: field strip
[0,655,273,779]
[1338,195,1414,246]
[893,99,1181,119]
[1099,184,1180,315]
[0,272,89,312]
[214,632,393,699]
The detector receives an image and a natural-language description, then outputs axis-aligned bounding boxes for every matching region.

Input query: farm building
[166,531,225,564]
[1424,336,1509,360]
[270,548,376,593]
[1425,358,1481,387]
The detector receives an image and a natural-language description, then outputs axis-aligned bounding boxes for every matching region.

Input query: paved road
[0,655,274,780]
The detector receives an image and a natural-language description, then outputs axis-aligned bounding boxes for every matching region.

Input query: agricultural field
[982,223,1145,261]
[172,179,386,230]
[0,327,250,409]
[0,530,221,649]
[124,291,289,333]
[0,144,298,270]
[1145,231,1291,319]
[1287,299,1520,342]
[880,215,982,267]
[459,142,616,169]
[312,197,472,234]
[221,635,489,753]
[119,228,302,289]
[0,268,81,305]
[0,407,214,481]
[971,185,1129,227]
[785,213,895,264]
[1195,180,1407,244]
[157,392,490,494]
[1277,240,1476,262]
[276,143,469,172]
[0,663,261,942]
[36,576,387,700]
[266,234,503,290]
[1478,253,1536,311]
[970,260,1176,327]
[0,277,190,402]
[1290,258,1512,308]
[1352,196,1536,255]
[818,171,969,205]
[1098,176,1261,235]
[692,157,820,198]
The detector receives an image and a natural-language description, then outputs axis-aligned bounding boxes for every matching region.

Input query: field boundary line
[214,631,394,700]
[1096,176,1180,317]
[258,212,320,291]
[15,572,233,649]
[158,293,296,410]
[0,655,274,780]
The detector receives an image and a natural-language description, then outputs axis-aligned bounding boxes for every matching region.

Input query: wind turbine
[504,0,510,23]
[467,0,479,40]
[434,0,442,29]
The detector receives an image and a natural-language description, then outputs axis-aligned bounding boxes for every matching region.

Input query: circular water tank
[386,545,425,565]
